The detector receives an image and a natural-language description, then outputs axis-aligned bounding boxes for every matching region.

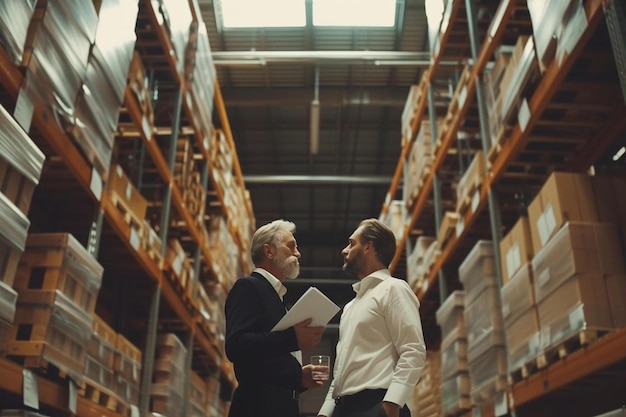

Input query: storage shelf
[417,0,609,301]
[0,44,96,202]
[142,0,252,274]
[387,0,518,272]
[511,326,626,407]
[0,357,127,417]
[389,0,626,414]
[0,0,241,405]
[488,0,606,183]
[122,86,220,283]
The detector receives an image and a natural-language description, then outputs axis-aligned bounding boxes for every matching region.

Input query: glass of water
[310,355,330,381]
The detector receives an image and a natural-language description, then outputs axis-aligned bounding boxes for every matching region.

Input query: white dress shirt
[254,267,303,364]
[318,269,426,417]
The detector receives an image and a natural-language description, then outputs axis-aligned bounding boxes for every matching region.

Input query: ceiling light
[612,146,625,161]
[310,66,320,155]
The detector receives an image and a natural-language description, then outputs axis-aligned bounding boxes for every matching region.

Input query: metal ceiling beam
[212,50,462,66]
[243,175,393,185]
[220,86,409,107]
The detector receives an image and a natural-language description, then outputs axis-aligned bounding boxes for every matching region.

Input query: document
[272,286,340,331]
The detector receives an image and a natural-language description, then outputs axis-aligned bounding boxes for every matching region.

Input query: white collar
[352,269,390,295]
[254,267,287,299]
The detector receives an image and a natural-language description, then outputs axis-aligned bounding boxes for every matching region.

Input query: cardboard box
[504,305,541,372]
[467,344,507,400]
[440,327,468,380]
[464,285,505,357]
[437,211,460,250]
[592,176,626,257]
[441,372,471,416]
[499,216,533,285]
[407,235,436,287]
[436,290,466,340]
[500,263,535,325]
[533,221,626,330]
[537,282,612,349]
[458,240,498,304]
[527,172,598,254]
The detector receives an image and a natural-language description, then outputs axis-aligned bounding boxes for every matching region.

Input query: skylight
[219,0,397,28]
[220,0,306,28]
[313,0,396,27]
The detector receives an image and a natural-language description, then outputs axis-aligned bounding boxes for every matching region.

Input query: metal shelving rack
[0,0,249,415]
[383,0,626,415]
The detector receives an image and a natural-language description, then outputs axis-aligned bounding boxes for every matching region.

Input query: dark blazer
[225,271,303,416]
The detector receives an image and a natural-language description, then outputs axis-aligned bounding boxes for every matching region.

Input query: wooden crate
[437,212,460,251]
[114,333,142,385]
[114,373,140,407]
[155,333,187,370]
[0,159,38,217]
[88,315,116,368]
[0,239,24,288]
[13,233,103,314]
[106,164,148,229]
[2,289,92,379]
[84,354,115,389]
[152,358,186,387]
[80,367,129,415]
[150,382,185,417]
[0,281,17,345]
[189,370,207,411]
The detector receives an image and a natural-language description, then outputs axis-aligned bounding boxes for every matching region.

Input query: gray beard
[284,263,300,279]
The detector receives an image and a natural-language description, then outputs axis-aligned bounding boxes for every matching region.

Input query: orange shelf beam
[101,193,197,332]
[511,326,626,407]
[0,358,127,417]
[389,1,518,272]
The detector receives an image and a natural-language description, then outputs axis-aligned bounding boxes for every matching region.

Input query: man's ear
[263,243,274,259]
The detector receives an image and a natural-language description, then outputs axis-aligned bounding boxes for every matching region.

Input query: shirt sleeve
[317,378,336,417]
[382,280,427,406]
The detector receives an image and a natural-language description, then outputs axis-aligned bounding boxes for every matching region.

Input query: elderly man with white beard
[225,219,327,417]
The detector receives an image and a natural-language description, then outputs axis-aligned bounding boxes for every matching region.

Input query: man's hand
[382,401,400,417]
[294,318,324,350]
[301,364,326,388]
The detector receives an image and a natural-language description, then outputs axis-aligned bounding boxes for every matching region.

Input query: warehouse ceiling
[193,1,626,346]
[197,0,433,314]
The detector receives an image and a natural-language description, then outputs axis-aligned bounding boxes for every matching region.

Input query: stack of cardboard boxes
[459,241,508,405]
[436,291,470,415]
[500,171,626,377]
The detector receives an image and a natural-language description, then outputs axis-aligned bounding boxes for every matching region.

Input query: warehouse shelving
[0,0,248,415]
[0,357,126,417]
[385,0,626,416]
